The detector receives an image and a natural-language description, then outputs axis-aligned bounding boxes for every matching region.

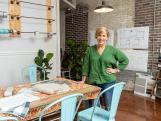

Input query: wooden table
[0,78,100,120]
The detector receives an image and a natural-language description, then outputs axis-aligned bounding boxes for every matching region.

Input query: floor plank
[116,91,161,121]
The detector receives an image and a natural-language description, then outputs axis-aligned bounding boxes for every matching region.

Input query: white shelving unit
[134,73,155,99]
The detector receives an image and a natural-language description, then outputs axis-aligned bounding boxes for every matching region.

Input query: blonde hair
[95,27,109,38]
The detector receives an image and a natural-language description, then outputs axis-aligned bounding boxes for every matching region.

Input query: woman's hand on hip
[106,68,119,74]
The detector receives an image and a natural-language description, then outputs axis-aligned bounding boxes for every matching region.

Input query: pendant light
[94,1,114,13]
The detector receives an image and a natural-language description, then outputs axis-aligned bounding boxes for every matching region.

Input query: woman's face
[96,30,108,46]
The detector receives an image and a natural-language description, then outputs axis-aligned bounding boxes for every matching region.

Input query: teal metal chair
[77,82,125,121]
[0,116,19,121]
[21,64,45,84]
[39,93,84,121]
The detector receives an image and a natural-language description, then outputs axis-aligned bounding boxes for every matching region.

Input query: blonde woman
[81,27,129,110]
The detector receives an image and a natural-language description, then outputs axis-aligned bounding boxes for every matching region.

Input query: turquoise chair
[0,116,19,121]
[77,82,125,121]
[39,93,84,121]
[21,64,45,84]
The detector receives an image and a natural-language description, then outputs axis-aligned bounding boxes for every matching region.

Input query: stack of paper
[0,93,40,111]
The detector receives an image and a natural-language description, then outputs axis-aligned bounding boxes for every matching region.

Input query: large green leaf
[43,58,49,67]
[46,53,54,62]
[34,57,43,66]
[38,49,44,59]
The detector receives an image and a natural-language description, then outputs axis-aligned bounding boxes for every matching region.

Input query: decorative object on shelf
[61,39,89,80]
[0,29,13,34]
[0,11,7,18]
[34,49,54,80]
[94,0,114,13]
[0,11,7,23]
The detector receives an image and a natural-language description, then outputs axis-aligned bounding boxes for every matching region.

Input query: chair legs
[109,119,115,121]
[77,117,81,121]
[77,82,125,121]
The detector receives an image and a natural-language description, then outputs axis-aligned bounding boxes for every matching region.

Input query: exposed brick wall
[77,0,135,33]
[65,4,88,42]
[135,0,161,72]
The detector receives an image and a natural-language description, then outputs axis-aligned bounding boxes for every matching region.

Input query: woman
[81,27,129,110]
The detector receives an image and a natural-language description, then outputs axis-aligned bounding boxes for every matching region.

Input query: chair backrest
[38,93,84,121]
[21,64,45,84]
[0,116,19,121]
[93,82,125,120]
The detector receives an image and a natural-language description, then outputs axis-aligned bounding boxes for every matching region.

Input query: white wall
[60,10,65,53]
[0,0,60,87]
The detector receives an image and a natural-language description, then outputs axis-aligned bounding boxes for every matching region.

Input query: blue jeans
[87,81,115,110]
[96,81,115,110]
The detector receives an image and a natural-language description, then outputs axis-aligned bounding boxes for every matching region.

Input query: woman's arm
[82,75,87,82]
[114,48,129,70]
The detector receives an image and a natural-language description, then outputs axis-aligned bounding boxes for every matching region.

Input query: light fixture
[94,1,114,13]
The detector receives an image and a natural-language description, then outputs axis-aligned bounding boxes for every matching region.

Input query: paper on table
[0,93,40,111]
[32,83,71,94]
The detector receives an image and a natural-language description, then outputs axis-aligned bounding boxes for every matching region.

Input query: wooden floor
[116,91,161,121]
[42,91,161,121]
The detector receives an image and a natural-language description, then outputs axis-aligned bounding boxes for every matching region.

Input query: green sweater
[82,45,129,84]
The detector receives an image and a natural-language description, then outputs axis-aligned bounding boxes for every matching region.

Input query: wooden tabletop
[0,78,100,120]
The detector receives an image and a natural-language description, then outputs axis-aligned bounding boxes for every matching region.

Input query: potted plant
[34,49,54,80]
[61,38,89,80]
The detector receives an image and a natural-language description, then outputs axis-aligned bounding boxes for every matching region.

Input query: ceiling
[60,0,76,10]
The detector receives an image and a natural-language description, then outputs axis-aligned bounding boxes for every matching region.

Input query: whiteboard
[117,26,149,49]
[89,29,114,46]
[122,49,148,72]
